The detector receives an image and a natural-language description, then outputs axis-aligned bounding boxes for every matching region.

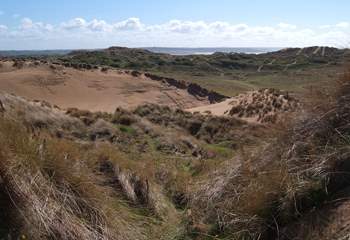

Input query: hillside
[62,46,350,95]
[0,90,268,239]
[0,60,226,112]
[67,46,350,71]
[188,88,300,123]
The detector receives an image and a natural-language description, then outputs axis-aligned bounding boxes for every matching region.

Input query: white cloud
[164,20,207,33]
[21,18,34,29]
[209,21,230,32]
[1,17,350,49]
[319,25,331,29]
[61,18,87,30]
[61,18,116,32]
[60,17,144,32]
[87,19,112,32]
[336,22,349,28]
[114,17,142,31]
[232,24,249,33]
[0,24,7,36]
[20,18,53,31]
[278,22,297,30]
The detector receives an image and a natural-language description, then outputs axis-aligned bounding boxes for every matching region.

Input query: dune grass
[187,68,350,239]
[0,117,185,239]
[0,67,349,239]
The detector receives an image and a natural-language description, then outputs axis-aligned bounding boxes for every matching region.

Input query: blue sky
[0,0,349,49]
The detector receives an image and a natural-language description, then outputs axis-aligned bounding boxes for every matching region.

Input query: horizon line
[0,45,346,52]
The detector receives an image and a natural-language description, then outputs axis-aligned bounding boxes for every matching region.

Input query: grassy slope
[0,93,267,239]
[188,70,350,239]
[0,118,185,240]
[60,46,350,96]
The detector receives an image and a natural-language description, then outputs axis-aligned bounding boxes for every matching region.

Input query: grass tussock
[0,119,111,239]
[0,118,181,240]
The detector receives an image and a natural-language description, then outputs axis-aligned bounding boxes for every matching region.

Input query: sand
[188,89,299,123]
[187,98,234,116]
[0,61,209,113]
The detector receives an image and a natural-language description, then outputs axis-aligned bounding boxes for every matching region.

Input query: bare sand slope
[188,89,299,123]
[0,62,209,112]
[187,98,234,116]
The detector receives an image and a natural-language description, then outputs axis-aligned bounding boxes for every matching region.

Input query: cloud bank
[0,17,349,49]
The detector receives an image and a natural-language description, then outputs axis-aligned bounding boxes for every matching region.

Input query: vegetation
[58,46,350,96]
[0,92,261,239]
[189,69,350,239]
[1,47,350,239]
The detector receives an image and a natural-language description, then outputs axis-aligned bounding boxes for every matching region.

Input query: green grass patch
[118,125,136,135]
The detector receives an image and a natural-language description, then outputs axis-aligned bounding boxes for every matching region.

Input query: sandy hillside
[0,61,210,112]
[188,88,299,123]
[187,98,234,116]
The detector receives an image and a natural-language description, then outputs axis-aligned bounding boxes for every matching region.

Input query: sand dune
[188,88,299,123]
[0,61,210,112]
[187,98,234,116]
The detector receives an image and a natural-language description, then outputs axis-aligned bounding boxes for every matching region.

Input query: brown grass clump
[0,93,85,136]
[0,94,186,239]
[229,88,300,123]
[0,119,153,239]
[12,60,25,69]
[66,107,112,125]
[189,148,289,239]
[0,120,108,239]
[133,104,259,144]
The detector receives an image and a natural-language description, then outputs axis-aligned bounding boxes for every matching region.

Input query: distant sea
[143,47,281,55]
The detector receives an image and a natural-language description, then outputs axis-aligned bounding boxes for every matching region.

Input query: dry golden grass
[0,117,184,239]
[188,68,350,239]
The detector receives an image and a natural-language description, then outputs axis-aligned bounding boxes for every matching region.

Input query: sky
[0,0,349,50]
